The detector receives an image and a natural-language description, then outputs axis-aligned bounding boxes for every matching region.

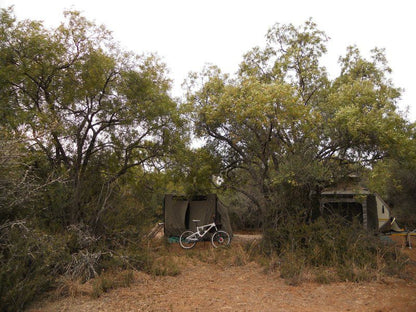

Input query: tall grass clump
[263,216,407,284]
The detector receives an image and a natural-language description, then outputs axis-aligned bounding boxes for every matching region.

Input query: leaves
[0,8,183,225]
[187,19,412,224]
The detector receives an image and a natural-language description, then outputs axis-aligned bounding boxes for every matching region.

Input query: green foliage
[368,125,416,227]
[262,216,407,283]
[0,7,415,309]
[0,8,187,308]
[186,19,412,230]
[0,7,183,228]
[164,146,221,196]
[0,221,70,312]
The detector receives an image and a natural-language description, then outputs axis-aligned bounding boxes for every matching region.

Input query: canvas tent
[320,186,394,231]
[163,194,232,237]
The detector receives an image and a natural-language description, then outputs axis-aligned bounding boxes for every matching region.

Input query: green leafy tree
[369,124,416,226]
[166,146,221,196]
[0,8,183,226]
[186,20,409,227]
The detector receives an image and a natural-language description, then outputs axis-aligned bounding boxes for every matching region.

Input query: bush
[262,216,407,284]
[0,220,70,312]
[0,219,164,310]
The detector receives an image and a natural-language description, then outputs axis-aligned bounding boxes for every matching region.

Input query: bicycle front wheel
[179,230,197,249]
[211,230,230,248]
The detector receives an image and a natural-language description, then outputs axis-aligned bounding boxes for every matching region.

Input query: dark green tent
[163,194,232,237]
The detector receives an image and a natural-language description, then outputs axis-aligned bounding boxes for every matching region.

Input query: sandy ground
[28,234,416,312]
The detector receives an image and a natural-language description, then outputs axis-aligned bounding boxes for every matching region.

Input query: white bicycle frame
[187,222,218,241]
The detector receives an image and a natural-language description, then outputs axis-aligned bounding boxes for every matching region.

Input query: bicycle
[179,219,231,249]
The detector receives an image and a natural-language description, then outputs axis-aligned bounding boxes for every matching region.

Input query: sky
[1,0,415,121]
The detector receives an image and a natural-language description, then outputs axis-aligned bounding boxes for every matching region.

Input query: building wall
[375,194,391,229]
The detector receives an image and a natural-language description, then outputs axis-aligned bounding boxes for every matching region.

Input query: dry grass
[27,233,416,312]
[29,249,416,312]
[54,276,93,298]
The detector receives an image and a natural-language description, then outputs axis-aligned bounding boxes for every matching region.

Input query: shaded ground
[28,234,416,312]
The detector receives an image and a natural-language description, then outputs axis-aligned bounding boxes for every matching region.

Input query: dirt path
[30,262,416,312]
[29,236,416,312]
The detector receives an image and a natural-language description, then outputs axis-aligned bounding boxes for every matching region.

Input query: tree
[369,123,416,226]
[0,8,183,226]
[186,20,409,227]
[166,145,222,196]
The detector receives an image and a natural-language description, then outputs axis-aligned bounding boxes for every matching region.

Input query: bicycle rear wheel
[179,230,197,249]
[211,230,230,248]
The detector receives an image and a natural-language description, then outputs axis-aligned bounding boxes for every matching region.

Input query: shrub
[262,216,407,284]
[0,220,70,312]
[65,250,102,282]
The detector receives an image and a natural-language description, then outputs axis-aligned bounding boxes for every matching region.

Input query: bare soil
[28,234,416,312]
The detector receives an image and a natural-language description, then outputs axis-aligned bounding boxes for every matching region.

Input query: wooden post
[362,198,368,229]
[407,232,412,249]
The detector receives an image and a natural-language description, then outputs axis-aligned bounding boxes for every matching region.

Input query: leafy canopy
[0,7,183,225]
[186,19,410,224]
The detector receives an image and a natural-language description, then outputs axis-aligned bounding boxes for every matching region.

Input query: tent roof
[321,186,371,196]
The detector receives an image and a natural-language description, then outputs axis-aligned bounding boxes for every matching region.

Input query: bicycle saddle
[192,219,200,223]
